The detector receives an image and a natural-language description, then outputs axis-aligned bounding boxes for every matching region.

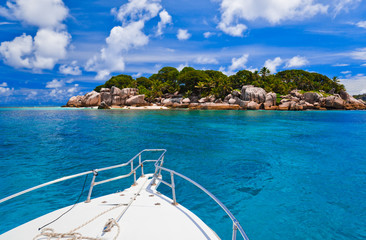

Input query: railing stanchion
[131,160,137,186]
[232,222,238,240]
[171,172,178,205]
[139,154,144,177]
[85,170,98,203]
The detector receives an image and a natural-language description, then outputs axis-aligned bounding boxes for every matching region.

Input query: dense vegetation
[354,93,366,101]
[94,66,345,100]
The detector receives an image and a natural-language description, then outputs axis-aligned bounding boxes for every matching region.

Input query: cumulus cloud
[46,78,79,100]
[86,0,168,80]
[340,73,366,95]
[0,0,71,70]
[177,29,191,40]
[356,21,366,29]
[86,20,149,80]
[0,30,70,70]
[217,0,328,36]
[0,82,8,87]
[46,79,64,88]
[194,56,218,65]
[203,32,215,38]
[112,0,162,23]
[156,9,172,36]
[0,34,33,68]
[228,54,249,72]
[0,0,68,29]
[264,57,283,73]
[59,61,82,75]
[0,86,14,97]
[218,54,250,76]
[285,56,309,68]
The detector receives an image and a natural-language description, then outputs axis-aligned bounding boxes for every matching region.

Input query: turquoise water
[1,108,366,239]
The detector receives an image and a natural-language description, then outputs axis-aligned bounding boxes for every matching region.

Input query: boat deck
[1,174,220,240]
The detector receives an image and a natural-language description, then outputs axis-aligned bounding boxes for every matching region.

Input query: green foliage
[353,93,366,101]
[276,93,282,105]
[94,74,135,92]
[93,67,346,101]
[275,70,345,93]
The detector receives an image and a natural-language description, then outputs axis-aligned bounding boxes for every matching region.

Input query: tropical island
[66,67,366,110]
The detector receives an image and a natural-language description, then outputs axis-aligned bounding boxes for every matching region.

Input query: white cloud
[340,73,366,95]
[59,61,82,75]
[217,0,328,36]
[0,33,33,68]
[0,86,14,97]
[194,56,218,64]
[86,0,163,80]
[46,79,64,89]
[228,54,249,71]
[0,0,68,29]
[132,72,142,78]
[341,71,351,74]
[156,9,172,36]
[67,84,79,94]
[177,29,191,40]
[0,0,71,70]
[356,21,366,29]
[333,0,361,16]
[32,29,70,69]
[285,56,309,68]
[26,90,38,100]
[264,57,283,73]
[0,30,70,70]
[94,70,112,81]
[112,0,162,23]
[177,63,188,72]
[203,32,215,38]
[0,21,14,25]
[362,63,366,67]
[218,22,247,37]
[351,48,366,61]
[0,82,8,87]
[47,80,79,100]
[333,63,350,67]
[86,20,148,80]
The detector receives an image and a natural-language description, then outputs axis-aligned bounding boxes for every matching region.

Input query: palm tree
[260,67,270,78]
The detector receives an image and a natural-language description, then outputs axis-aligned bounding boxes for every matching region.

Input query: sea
[0,108,365,240]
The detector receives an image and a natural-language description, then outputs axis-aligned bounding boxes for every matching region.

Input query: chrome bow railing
[0,149,249,240]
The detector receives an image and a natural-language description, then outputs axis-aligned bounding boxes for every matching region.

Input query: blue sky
[0,0,366,106]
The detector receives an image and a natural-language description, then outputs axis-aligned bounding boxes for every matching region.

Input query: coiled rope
[33,177,149,240]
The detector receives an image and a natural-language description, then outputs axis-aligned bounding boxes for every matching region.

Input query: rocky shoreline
[65,85,366,111]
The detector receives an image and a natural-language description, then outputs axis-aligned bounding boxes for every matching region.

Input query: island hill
[66,67,366,110]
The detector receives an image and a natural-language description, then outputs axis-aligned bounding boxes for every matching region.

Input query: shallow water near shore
[1,108,366,240]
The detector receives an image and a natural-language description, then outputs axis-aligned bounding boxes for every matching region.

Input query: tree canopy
[94,66,345,100]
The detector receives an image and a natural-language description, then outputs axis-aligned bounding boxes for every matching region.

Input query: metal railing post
[131,160,137,186]
[85,170,98,203]
[232,223,238,240]
[139,154,144,177]
[158,156,164,177]
[171,172,178,205]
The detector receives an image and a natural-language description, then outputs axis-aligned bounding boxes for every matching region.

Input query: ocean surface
[0,108,365,240]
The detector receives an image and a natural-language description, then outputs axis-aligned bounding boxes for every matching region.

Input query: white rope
[33,177,150,240]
